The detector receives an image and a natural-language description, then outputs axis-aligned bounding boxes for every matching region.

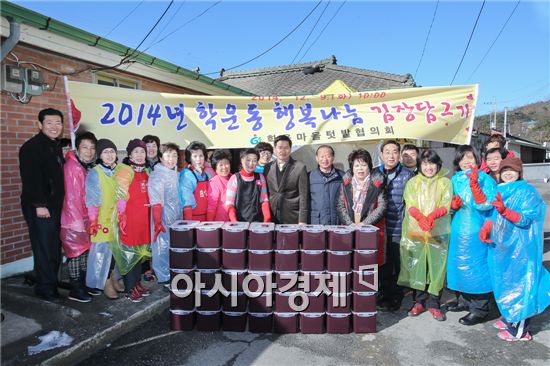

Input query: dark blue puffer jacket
[377,163,413,238]
[309,167,344,225]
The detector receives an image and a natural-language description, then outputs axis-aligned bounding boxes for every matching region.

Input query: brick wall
[0,43,201,267]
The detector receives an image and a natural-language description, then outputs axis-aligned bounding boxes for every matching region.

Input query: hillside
[474,99,550,143]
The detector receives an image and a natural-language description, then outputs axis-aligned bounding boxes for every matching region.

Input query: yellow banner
[68,81,478,148]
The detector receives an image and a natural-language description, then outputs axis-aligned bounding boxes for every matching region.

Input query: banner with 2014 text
[68,80,478,149]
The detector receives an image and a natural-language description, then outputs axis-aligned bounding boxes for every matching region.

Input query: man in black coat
[19,108,65,301]
[264,135,309,224]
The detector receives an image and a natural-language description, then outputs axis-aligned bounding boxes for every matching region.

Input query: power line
[143,1,187,50]
[292,0,331,65]
[297,0,347,63]
[122,0,175,62]
[465,0,521,83]
[132,1,223,59]
[450,0,486,85]
[201,0,324,76]
[414,0,439,79]
[103,1,144,38]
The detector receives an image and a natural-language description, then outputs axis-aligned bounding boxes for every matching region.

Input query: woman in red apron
[178,141,214,221]
[114,139,152,302]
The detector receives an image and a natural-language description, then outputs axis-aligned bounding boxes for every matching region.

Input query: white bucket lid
[170,220,200,231]
[197,221,225,231]
[249,222,275,232]
[222,222,250,231]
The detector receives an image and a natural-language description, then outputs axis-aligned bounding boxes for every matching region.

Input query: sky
[12,0,550,116]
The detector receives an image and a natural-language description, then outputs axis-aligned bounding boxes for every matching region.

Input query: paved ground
[79,291,550,366]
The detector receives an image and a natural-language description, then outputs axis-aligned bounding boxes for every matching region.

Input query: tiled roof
[218,55,416,96]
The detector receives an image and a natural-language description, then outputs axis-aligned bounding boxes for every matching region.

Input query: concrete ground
[79,291,550,366]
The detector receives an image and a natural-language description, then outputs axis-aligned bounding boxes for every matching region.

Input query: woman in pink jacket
[206,150,232,221]
[60,132,97,302]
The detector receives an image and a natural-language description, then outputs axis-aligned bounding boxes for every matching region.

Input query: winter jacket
[336,169,387,264]
[397,169,452,295]
[19,132,65,209]
[447,170,497,294]
[376,163,413,238]
[309,167,344,225]
[207,174,231,221]
[264,157,309,224]
[485,180,549,322]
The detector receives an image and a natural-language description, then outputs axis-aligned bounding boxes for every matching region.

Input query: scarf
[129,158,146,173]
[352,174,370,213]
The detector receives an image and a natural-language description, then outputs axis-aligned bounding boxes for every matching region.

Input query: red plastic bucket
[222,222,249,249]
[301,250,325,271]
[222,311,247,332]
[327,225,354,251]
[327,292,352,313]
[302,292,326,313]
[353,249,378,270]
[352,270,378,292]
[274,312,299,333]
[352,291,377,313]
[248,292,274,313]
[170,309,195,331]
[244,271,274,293]
[222,292,247,312]
[222,248,247,270]
[302,225,326,250]
[275,292,303,313]
[169,220,199,248]
[274,250,299,271]
[248,222,274,250]
[299,271,327,293]
[248,312,273,333]
[196,221,224,248]
[222,269,247,292]
[196,268,221,290]
[352,311,377,333]
[327,272,352,294]
[275,224,300,250]
[275,271,300,292]
[326,312,351,334]
[196,289,221,311]
[196,309,221,331]
[354,224,378,250]
[170,289,194,311]
[170,268,195,291]
[300,312,325,334]
[169,247,195,269]
[327,250,352,272]
[248,249,273,271]
[196,247,221,269]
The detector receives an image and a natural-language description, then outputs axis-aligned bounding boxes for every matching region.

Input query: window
[95,73,139,89]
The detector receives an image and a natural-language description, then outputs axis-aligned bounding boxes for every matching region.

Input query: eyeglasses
[259,151,272,156]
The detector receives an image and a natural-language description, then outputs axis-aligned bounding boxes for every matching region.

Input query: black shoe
[459,313,486,326]
[377,299,401,312]
[87,288,102,296]
[69,279,92,303]
[446,302,468,312]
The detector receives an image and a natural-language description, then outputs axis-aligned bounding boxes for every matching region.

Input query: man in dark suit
[264,135,309,224]
[19,108,65,301]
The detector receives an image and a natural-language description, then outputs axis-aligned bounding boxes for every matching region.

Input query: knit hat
[126,138,146,156]
[96,139,117,156]
[499,156,523,178]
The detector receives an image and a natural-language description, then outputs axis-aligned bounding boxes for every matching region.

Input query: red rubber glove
[183,206,193,220]
[479,220,493,243]
[451,195,463,211]
[428,207,448,222]
[118,212,127,235]
[206,210,216,222]
[466,165,486,204]
[409,207,432,231]
[87,206,100,236]
[261,201,272,223]
[152,203,166,241]
[227,206,238,222]
[491,192,522,223]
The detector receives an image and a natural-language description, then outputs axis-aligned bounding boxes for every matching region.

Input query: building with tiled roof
[219,55,416,96]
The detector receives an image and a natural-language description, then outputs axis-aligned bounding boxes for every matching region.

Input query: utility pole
[492,97,497,131]
[503,107,508,148]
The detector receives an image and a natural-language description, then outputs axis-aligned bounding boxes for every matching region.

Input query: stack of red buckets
[168,220,379,333]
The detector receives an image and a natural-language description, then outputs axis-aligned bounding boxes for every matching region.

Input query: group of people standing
[19,108,548,342]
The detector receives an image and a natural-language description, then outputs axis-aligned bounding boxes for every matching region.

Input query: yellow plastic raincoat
[398,169,452,295]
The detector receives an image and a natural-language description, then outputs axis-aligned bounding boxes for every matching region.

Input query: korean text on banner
[68,81,478,148]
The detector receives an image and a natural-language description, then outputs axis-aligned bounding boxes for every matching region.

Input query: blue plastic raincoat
[486,180,549,322]
[447,170,497,294]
